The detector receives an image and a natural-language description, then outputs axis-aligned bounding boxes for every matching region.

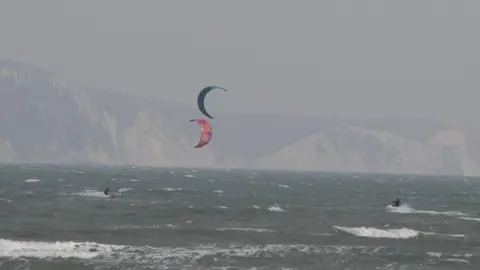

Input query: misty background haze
[1,0,480,176]
[1,0,479,127]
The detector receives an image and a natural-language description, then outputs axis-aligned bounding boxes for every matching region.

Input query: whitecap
[459,217,480,222]
[445,258,469,263]
[0,238,108,259]
[334,226,419,239]
[163,188,182,192]
[427,252,442,258]
[0,237,396,268]
[334,225,463,240]
[268,204,285,212]
[216,228,274,233]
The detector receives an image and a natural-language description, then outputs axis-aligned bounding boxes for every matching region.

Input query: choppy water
[1,164,480,269]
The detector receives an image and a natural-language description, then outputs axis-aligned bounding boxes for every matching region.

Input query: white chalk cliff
[1,60,479,176]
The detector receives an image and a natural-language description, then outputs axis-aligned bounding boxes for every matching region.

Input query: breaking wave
[268,203,286,212]
[0,238,383,269]
[334,226,419,239]
[333,226,464,239]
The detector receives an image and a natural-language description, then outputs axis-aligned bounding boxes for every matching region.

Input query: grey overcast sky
[1,0,479,127]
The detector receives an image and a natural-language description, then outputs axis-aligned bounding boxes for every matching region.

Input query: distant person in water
[391,197,401,207]
[104,188,109,195]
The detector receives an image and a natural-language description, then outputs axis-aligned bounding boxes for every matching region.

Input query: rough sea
[1,164,480,270]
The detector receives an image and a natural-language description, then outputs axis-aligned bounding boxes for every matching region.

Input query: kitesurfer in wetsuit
[104,188,109,195]
[391,197,401,207]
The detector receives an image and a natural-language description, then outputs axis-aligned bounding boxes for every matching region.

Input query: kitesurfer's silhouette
[391,197,401,207]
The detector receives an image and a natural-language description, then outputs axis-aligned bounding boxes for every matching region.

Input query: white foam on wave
[25,179,41,183]
[445,258,469,263]
[118,188,132,193]
[334,226,419,239]
[0,238,107,259]
[334,226,464,239]
[426,252,473,264]
[0,238,380,268]
[460,217,480,222]
[73,189,112,199]
[427,252,473,258]
[215,228,274,233]
[184,174,194,178]
[421,231,465,238]
[386,204,468,217]
[277,184,289,188]
[163,188,182,191]
[427,252,442,258]
[268,204,286,212]
[111,224,166,230]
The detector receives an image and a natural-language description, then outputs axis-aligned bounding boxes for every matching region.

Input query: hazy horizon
[2,0,480,129]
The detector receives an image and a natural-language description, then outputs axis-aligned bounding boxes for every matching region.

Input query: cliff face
[0,60,214,167]
[255,126,480,176]
[1,60,479,176]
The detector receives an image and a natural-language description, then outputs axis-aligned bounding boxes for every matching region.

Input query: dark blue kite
[197,85,227,119]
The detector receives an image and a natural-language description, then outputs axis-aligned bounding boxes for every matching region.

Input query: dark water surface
[1,164,480,269]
